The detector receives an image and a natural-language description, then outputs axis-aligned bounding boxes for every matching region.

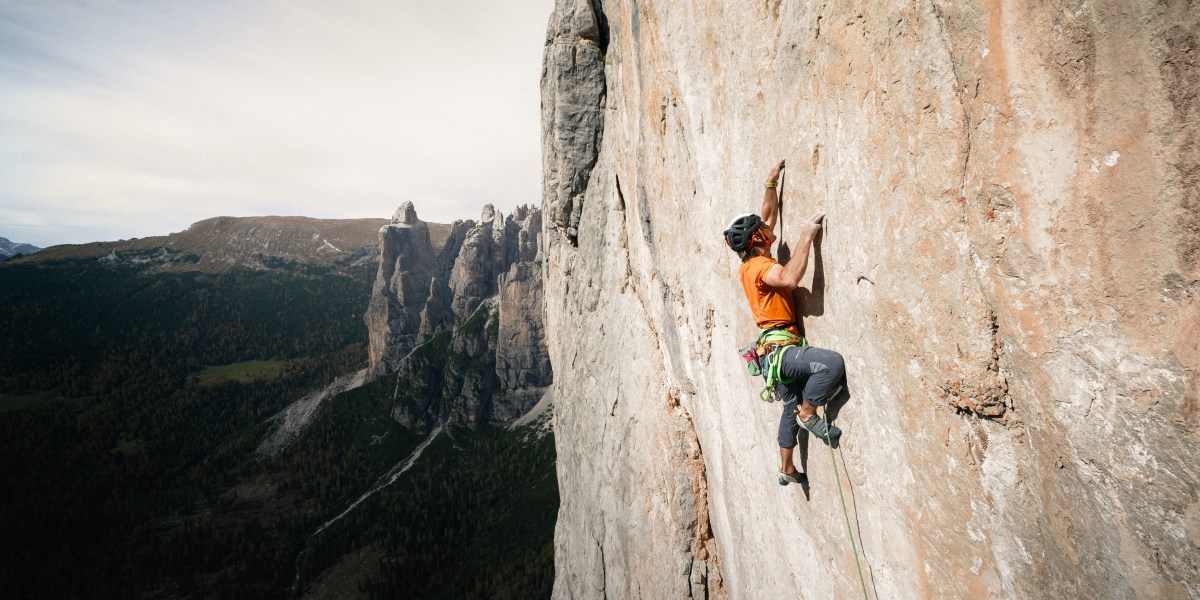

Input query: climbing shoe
[798,413,841,442]
[778,470,807,486]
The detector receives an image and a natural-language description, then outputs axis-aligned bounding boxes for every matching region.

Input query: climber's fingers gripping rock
[800,212,825,241]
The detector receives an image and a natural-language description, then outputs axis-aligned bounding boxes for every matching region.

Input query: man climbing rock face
[724,159,847,487]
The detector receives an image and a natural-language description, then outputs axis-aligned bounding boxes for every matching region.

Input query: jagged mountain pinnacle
[541,1,1199,598]
[363,201,551,428]
[365,202,441,371]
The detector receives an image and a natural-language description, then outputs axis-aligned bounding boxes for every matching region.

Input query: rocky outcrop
[493,260,554,422]
[542,0,607,244]
[365,203,551,428]
[542,1,1200,598]
[447,204,542,320]
[366,203,439,373]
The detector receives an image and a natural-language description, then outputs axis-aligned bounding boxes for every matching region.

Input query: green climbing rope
[822,408,870,600]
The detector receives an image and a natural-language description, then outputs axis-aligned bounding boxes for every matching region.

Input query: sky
[0,0,554,248]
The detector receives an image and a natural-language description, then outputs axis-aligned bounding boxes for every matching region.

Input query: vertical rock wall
[542,0,1199,598]
[543,0,608,244]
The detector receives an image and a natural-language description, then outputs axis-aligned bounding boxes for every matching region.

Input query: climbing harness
[737,326,808,402]
[758,329,806,401]
[821,407,870,600]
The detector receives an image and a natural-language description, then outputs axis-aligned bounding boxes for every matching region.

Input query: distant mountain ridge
[10,216,453,272]
[0,237,39,262]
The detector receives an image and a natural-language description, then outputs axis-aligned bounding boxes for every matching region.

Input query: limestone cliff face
[542,1,1199,598]
[364,202,550,428]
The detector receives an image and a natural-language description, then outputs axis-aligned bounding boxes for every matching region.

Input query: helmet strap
[750,227,771,250]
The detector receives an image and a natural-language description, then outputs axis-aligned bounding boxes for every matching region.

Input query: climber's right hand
[768,159,785,183]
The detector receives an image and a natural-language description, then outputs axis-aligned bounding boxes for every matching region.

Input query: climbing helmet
[723,213,766,252]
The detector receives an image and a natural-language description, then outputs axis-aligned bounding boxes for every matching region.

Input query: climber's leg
[777,345,845,409]
[777,388,802,475]
[781,446,797,474]
[778,449,806,486]
[777,345,846,442]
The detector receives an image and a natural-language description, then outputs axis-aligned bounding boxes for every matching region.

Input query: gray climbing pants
[774,345,846,448]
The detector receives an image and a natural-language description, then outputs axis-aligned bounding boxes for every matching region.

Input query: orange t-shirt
[739,255,799,336]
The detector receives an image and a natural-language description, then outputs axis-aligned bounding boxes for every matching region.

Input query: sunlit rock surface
[542,0,1199,597]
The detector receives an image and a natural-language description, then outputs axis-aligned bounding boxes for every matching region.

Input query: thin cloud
[0,0,553,247]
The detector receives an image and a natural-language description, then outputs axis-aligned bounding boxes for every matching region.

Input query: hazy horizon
[0,0,553,248]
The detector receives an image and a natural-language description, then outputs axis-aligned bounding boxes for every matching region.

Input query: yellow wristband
[764,181,778,189]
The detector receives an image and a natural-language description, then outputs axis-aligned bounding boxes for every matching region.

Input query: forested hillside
[0,248,556,598]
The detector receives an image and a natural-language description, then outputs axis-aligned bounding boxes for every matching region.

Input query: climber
[724,159,846,487]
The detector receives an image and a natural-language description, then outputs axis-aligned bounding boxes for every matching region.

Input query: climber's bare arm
[759,159,785,231]
[763,212,825,289]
